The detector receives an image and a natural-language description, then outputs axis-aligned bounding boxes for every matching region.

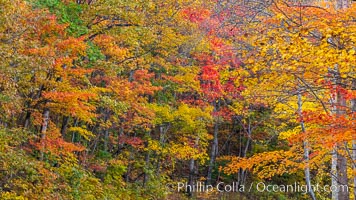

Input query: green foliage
[33,0,88,36]
[86,41,105,64]
[97,150,112,160]
[0,94,11,102]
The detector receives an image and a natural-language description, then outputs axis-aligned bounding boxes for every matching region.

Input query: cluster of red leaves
[118,135,144,148]
[181,7,211,23]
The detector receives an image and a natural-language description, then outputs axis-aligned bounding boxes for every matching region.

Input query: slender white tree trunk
[332,148,339,200]
[330,65,349,200]
[331,66,339,200]
[207,100,220,185]
[351,79,356,199]
[298,90,316,200]
[40,108,50,161]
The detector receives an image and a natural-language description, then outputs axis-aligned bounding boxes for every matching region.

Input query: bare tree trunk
[104,129,109,152]
[188,137,199,196]
[332,148,339,200]
[24,111,31,128]
[41,109,50,135]
[337,151,349,200]
[298,91,316,200]
[71,118,79,143]
[188,158,195,196]
[61,116,69,138]
[40,108,50,161]
[117,127,124,155]
[26,83,46,129]
[143,151,150,187]
[207,119,219,185]
[103,110,110,152]
[331,66,339,200]
[239,139,251,186]
[331,66,349,200]
[156,125,164,174]
[143,131,151,187]
[353,140,356,200]
[336,77,349,200]
[351,79,356,200]
[207,100,220,185]
[328,0,351,196]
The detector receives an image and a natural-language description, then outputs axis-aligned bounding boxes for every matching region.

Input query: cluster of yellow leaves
[68,127,95,140]
[173,66,201,93]
[221,150,302,179]
[93,35,130,61]
[169,143,209,162]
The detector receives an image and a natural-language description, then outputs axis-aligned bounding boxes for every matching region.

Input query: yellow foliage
[68,127,95,140]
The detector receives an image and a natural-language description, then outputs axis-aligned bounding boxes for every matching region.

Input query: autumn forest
[1,0,356,199]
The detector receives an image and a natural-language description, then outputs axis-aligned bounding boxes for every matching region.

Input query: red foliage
[181,7,211,23]
[118,135,144,148]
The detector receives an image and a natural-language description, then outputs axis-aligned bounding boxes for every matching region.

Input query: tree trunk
[207,100,220,185]
[298,91,316,200]
[331,66,339,200]
[351,79,356,200]
[353,140,356,200]
[336,77,349,200]
[155,124,169,175]
[143,151,150,187]
[104,129,109,152]
[207,119,219,185]
[188,137,199,196]
[103,110,110,152]
[40,108,50,161]
[332,148,339,200]
[60,116,69,138]
[143,131,151,187]
[24,111,31,128]
[331,66,349,200]
[337,151,349,200]
[188,158,195,196]
[116,127,124,155]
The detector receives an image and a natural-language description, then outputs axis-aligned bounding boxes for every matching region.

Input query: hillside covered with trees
[1,0,356,199]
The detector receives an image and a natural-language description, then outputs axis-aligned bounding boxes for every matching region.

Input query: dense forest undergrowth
[1,0,356,199]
